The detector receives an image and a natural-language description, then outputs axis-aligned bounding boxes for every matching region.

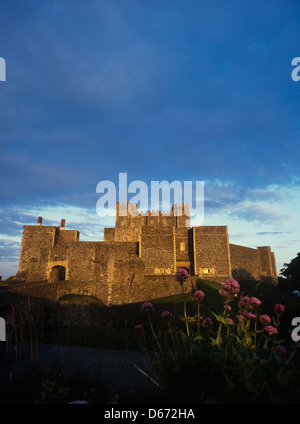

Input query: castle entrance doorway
[51,265,66,282]
[176,263,190,274]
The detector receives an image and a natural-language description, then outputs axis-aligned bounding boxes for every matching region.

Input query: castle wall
[271,252,277,281]
[114,202,190,242]
[229,244,261,281]
[174,228,191,272]
[66,241,138,279]
[115,203,147,242]
[109,256,145,304]
[108,274,198,305]
[174,203,191,228]
[104,227,115,241]
[58,229,79,244]
[14,225,58,282]
[140,227,175,275]
[115,214,147,242]
[11,204,278,307]
[193,226,231,282]
[257,246,277,282]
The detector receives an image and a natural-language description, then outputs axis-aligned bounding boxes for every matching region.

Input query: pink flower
[238,296,250,309]
[239,296,261,311]
[246,312,256,320]
[134,324,143,332]
[202,317,213,329]
[161,311,171,320]
[192,290,205,303]
[264,325,278,336]
[275,344,287,356]
[259,314,271,326]
[224,305,231,312]
[250,297,262,308]
[175,268,190,282]
[219,278,240,299]
[274,304,285,316]
[225,318,234,325]
[141,302,155,313]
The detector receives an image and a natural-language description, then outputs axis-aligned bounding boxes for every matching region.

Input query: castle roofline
[116,201,190,217]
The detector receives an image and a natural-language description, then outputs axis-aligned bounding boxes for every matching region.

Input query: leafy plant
[136,277,300,404]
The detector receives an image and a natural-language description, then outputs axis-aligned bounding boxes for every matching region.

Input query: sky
[0,0,300,279]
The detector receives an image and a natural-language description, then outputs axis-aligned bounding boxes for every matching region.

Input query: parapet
[116,202,190,218]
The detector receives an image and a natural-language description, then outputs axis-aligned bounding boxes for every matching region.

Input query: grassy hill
[36,278,300,350]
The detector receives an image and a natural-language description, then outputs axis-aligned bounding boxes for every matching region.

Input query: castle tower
[13,216,79,283]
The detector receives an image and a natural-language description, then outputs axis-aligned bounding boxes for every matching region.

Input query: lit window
[199,267,214,275]
[179,242,185,251]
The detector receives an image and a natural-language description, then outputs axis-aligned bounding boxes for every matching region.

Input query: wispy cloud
[256,231,292,236]
[230,201,290,224]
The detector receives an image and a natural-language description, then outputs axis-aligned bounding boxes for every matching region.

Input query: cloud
[230,201,290,224]
[0,202,115,279]
[256,231,292,236]
[203,181,293,224]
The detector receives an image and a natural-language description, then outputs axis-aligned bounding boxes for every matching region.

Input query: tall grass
[1,279,299,404]
[5,296,39,363]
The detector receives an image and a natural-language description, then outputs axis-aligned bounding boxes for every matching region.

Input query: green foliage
[0,365,112,404]
[280,252,300,282]
[2,278,300,404]
[37,370,111,404]
[138,282,300,404]
[40,281,298,352]
[40,377,70,403]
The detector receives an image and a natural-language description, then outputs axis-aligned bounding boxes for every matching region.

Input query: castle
[12,202,277,305]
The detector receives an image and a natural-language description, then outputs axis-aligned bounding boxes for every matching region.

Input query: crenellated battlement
[116,202,190,218]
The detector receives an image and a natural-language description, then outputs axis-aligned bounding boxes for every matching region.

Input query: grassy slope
[39,279,299,349]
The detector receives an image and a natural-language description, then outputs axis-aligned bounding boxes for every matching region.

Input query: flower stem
[184,301,190,336]
[197,303,200,335]
[148,316,162,352]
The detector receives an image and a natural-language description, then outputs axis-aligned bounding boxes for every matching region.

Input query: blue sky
[1,0,300,278]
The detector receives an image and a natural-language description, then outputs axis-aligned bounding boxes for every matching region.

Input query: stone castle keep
[12,203,277,305]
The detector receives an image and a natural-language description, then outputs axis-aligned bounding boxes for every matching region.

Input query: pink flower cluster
[237,295,262,321]
[264,325,278,336]
[202,317,213,329]
[161,311,171,320]
[238,295,261,311]
[259,314,271,326]
[175,268,190,282]
[274,304,285,316]
[192,290,205,303]
[141,302,155,313]
[275,344,287,356]
[219,278,240,299]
